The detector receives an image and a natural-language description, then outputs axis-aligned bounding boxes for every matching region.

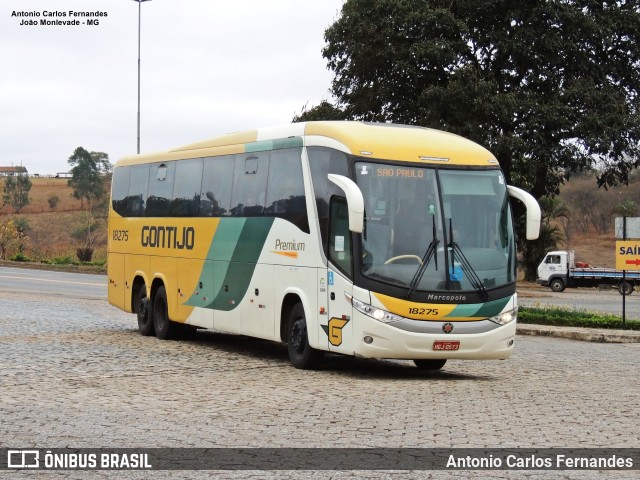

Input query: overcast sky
[0,0,344,175]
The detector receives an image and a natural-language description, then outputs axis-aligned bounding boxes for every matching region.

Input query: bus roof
[115,121,499,167]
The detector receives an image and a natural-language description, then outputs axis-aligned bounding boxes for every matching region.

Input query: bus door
[325,197,355,354]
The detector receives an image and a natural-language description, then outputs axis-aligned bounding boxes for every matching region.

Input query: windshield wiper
[405,216,439,299]
[448,219,489,301]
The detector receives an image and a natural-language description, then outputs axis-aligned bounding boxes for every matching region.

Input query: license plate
[433,340,460,351]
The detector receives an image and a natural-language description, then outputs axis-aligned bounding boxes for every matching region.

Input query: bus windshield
[355,162,515,293]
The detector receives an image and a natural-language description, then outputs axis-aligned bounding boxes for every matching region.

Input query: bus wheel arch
[283,299,323,369]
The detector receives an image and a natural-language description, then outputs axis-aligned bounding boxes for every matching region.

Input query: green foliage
[322,0,640,198]
[67,147,112,250]
[2,173,32,212]
[9,252,29,262]
[0,218,20,260]
[47,194,59,211]
[293,100,348,122]
[68,147,108,206]
[519,306,640,331]
[50,255,78,265]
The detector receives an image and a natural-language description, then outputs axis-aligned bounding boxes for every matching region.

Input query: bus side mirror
[328,174,365,233]
[507,185,541,240]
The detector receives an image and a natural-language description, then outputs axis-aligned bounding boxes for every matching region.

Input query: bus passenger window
[111,166,131,216]
[171,158,203,217]
[200,155,234,216]
[146,162,175,217]
[127,164,150,217]
[230,152,269,216]
[265,148,308,232]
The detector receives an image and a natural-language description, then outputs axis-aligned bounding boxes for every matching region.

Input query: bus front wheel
[287,303,323,370]
[414,359,447,370]
[153,285,177,340]
[135,285,154,336]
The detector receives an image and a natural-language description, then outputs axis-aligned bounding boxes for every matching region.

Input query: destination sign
[615,241,640,271]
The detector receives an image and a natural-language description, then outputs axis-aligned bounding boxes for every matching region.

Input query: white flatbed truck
[537,250,640,295]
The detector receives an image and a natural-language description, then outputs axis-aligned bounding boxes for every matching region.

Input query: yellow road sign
[616,241,640,270]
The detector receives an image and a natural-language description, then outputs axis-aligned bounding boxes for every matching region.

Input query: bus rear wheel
[414,359,447,370]
[153,285,178,340]
[287,303,323,370]
[135,285,154,336]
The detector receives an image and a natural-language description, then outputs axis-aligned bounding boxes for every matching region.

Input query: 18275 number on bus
[112,230,129,241]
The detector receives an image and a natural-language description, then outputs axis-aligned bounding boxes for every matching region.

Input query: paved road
[519,284,640,320]
[0,284,638,478]
[0,266,106,300]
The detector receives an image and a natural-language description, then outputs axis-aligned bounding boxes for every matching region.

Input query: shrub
[10,252,29,262]
[519,306,640,330]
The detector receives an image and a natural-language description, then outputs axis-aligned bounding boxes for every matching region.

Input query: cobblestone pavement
[1,290,639,479]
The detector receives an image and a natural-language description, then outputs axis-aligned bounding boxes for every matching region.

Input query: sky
[0,0,344,175]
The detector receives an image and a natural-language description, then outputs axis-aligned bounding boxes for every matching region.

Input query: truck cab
[537,250,572,292]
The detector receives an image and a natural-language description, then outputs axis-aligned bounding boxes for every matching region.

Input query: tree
[0,218,20,260]
[67,147,112,261]
[2,173,32,212]
[293,100,348,122]
[321,0,640,198]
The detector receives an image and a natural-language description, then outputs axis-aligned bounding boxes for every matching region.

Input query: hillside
[0,177,108,262]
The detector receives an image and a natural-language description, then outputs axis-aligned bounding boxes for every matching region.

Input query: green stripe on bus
[245,137,303,153]
[187,217,275,312]
[446,297,511,319]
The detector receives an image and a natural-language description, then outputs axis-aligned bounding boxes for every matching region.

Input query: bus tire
[549,278,565,293]
[135,285,154,336]
[153,285,177,340]
[287,303,323,370]
[414,359,447,370]
[618,282,634,296]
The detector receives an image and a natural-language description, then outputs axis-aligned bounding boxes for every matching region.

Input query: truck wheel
[549,278,565,293]
[618,282,634,296]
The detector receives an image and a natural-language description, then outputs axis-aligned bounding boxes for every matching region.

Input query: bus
[108,121,540,370]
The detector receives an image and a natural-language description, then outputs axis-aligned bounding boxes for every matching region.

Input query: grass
[519,306,640,330]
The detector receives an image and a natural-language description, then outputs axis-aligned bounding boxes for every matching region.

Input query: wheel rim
[290,318,305,354]
[156,298,166,330]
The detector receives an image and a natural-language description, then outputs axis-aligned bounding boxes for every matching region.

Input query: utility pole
[133,0,152,154]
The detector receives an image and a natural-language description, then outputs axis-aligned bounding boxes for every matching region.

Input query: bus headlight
[345,293,404,324]
[488,307,518,326]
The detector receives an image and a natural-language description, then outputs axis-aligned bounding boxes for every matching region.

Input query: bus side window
[200,155,234,217]
[146,162,175,217]
[230,152,269,216]
[127,164,150,217]
[171,158,203,217]
[111,166,131,216]
[265,148,308,232]
[329,197,353,278]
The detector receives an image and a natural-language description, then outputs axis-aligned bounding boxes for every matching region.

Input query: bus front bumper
[352,312,517,361]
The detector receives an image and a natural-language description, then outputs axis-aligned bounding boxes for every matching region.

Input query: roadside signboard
[615,217,640,239]
[616,240,640,271]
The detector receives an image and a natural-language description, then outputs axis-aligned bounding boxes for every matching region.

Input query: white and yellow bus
[108,121,540,370]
